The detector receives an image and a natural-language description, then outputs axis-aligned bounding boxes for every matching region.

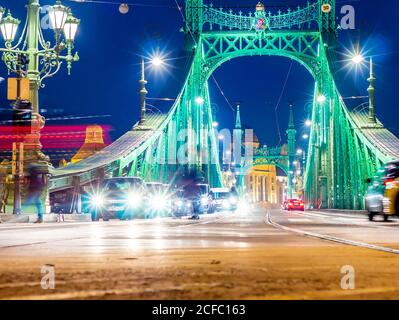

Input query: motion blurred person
[26,165,46,223]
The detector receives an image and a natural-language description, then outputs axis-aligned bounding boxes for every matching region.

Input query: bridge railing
[202,2,319,32]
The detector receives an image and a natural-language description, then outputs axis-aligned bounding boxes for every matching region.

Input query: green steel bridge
[49,0,399,210]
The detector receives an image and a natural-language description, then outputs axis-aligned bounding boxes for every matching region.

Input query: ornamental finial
[256,2,265,12]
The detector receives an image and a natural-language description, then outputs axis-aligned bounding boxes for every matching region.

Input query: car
[86,177,146,221]
[286,199,305,211]
[211,188,238,212]
[171,189,194,218]
[180,183,215,217]
[365,160,399,221]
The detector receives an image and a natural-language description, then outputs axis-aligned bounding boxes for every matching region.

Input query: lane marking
[266,210,399,255]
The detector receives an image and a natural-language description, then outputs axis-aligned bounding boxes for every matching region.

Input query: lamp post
[0,0,80,166]
[350,52,377,125]
[137,55,165,127]
[0,1,80,215]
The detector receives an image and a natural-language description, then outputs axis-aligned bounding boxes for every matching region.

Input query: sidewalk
[0,214,91,223]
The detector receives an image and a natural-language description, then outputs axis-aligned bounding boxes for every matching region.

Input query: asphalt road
[1,206,399,299]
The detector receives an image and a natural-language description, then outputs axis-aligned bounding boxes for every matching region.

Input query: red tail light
[384,178,395,186]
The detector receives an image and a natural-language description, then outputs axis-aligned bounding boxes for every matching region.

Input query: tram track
[265,210,399,255]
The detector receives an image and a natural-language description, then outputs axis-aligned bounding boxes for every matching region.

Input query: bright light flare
[126,191,142,207]
[200,196,209,206]
[351,53,365,65]
[151,195,169,211]
[91,194,105,207]
[195,96,205,105]
[317,95,326,104]
[150,56,164,67]
[302,134,309,139]
[237,199,251,215]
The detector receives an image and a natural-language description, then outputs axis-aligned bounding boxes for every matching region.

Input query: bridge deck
[351,111,399,161]
[51,113,166,179]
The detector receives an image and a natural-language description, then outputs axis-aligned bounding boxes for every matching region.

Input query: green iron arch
[199,31,322,84]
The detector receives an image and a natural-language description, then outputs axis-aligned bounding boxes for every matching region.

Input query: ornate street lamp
[48,1,69,32]
[64,14,80,42]
[0,0,80,166]
[0,11,20,43]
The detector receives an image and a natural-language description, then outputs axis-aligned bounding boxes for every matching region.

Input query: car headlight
[237,200,250,214]
[222,200,231,209]
[151,195,168,211]
[91,194,105,207]
[127,192,142,207]
[201,197,209,206]
[176,200,184,207]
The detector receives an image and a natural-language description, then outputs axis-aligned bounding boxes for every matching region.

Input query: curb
[0,214,91,223]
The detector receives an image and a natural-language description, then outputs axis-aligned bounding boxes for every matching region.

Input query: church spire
[288,101,295,129]
[139,58,148,125]
[367,57,377,124]
[235,103,242,130]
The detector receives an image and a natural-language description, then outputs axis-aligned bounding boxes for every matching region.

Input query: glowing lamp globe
[0,12,20,43]
[317,95,327,104]
[63,14,80,42]
[195,96,204,105]
[49,1,69,32]
[352,54,364,65]
[151,56,164,67]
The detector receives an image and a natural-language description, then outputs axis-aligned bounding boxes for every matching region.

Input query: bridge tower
[185,0,203,35]
[287,103,296,198]
[318,0,336,34]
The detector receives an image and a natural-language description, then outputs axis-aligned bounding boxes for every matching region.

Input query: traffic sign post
[12,142,24,215]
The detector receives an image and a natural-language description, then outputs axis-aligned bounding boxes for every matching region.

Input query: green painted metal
[182,0,397,209]
[50,0,399,212]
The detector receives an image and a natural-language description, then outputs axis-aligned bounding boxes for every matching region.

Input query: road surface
[1,206,399,299]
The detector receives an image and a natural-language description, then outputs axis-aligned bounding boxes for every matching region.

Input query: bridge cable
[174,0,235,115]
[274,60,293,145]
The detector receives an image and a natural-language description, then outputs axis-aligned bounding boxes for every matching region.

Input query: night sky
[1,0,398,153]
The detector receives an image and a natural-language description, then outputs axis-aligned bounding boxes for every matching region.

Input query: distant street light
[351,53,365,65]
[212,121,219,128]
[317,94,327,104]
[305,119,312,127]
[151,56,164,67]
[195,96,204,105]
[302,134,309,139]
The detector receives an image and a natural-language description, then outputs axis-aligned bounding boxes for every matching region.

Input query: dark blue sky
[1,0,398,150]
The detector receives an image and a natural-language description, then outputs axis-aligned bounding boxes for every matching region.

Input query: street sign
[7,78,30,101]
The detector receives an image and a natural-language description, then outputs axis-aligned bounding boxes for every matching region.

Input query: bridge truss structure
[50,0,399,210]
